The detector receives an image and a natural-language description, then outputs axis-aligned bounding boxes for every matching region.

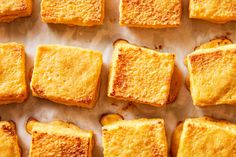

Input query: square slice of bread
[189,0,236,23]
[119,0,182,28]
[26,118,94,157]
[108,40,175,107]
[0,0,32,22]
[0,120,21,157]
[41,0,104,26]
[102,118,168,157]
[172,117,236,157]
[186,44,236,106]
[0,43,28,105]
[30,45,102,108]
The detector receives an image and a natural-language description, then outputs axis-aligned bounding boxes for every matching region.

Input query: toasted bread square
[0,120,21,157]
[102,118,168,157]
[41,0,104,26]
[30,45,102,108]
[108,40,175,107]
[189,0,236,23]
[172,117,236,157]
[0,0,32,22]
[119,0,181,28]
[26,118,94,157]
[186,44,236,106]
[0,43,28,105]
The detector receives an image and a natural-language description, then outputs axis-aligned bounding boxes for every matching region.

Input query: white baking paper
[0,0,236,156]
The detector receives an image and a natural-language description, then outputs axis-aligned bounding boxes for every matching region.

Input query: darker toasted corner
[31,84,45,96]
[113,39,129,47]
[1,121,16,136]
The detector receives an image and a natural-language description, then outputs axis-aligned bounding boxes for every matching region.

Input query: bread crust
[119,0,182,28]
[0,120,21,157]
[189,0,236,23]
[102,118,168,157]
[186,42,236,106]
[31,45,102,108]
[0,0,32,22]
[26,118,94,157]
[172,117,236,157]
[41,0,104,26]
[0,43,28,105]
[108,40,176,107]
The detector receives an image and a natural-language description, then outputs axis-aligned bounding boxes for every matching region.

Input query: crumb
[122,102,135,111]
[111,103,118,106]
[154,44,163,50]
[225,32,231,36]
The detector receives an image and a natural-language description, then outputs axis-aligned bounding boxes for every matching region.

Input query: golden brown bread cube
[171,117,236,157]
[26,118,94,157]
[30,45,102,108]
[189,0,236,23]
[119,0,182,28]
[108,40,180,107]
[0,120,21,157]
[185,38,233,90]
[41,0,104,26]
[102,118,168,157]
[186,44,236,106]
[0,43,28,105]
[0,0,32,22]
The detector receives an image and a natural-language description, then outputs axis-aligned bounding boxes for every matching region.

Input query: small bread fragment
[0,0,32,22]
[189,0,236,23]
[102,118,168,157]
[0,120,21,157]
[119,0,182,28]
[100,113,124,126]
[0,43,28,105]
[41,0,104,26]
[26,118,94,157]
[171,117,236,157]
[108,40,178,107]
[186,42,236,106]
[30,45,102,108]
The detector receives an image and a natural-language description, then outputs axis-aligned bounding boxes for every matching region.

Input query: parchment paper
[0,0,236,156]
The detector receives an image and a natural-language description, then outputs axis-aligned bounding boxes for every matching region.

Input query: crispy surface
[108,40,175,107]
[185,38,233,91]
[189,0,236,23]
[119,0,181,28]
[0,0,32,22]
[0,121,21,157]
[26,118,94,157]
[186,44,236,106]
[31,45,102,108]
[0,43,28,105]
[102,118,168,157]
[41,0,104,26]
[173,117,236,157]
